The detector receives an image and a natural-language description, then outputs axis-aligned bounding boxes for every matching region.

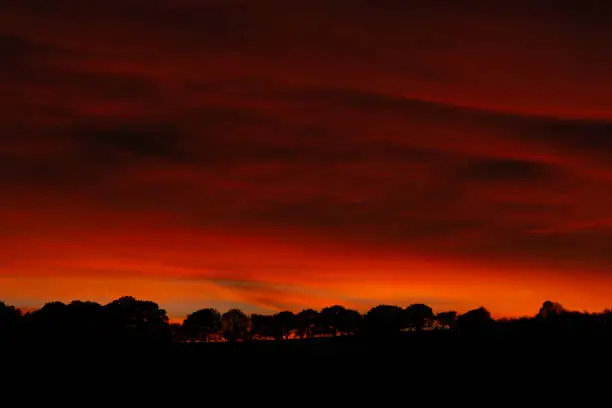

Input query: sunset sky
[2,1,612,320]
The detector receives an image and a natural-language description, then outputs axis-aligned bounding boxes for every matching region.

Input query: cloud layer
[2,1,612,317]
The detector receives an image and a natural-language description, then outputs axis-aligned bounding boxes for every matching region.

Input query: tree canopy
[1,298,610,345]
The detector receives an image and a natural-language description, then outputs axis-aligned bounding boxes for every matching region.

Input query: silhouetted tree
[182,308,221,342]
[537,301,566,319]
[0,301,22,342]
[365,305,405,336]
[221,309,250,342]
[497,316,535,336]
[603,309,612,323]
[272,311,296,340]
[7,296,612,347]
[28,301,70,341]
[0,301,21,325]
[251,314,275,340]
[296,309,318,339]
[534,301,572,334]
[170,323,185,342]
[435,311,458,329]
[319,305,347,337]
[602,309,612,335]
[105,296,171,342]
[37,301,68,318]
[65,301,107,341]
[457,307,495,333]
[338,309,363,335]
[405,304,434,330]
[0,301,21,319]
[565,310,598,335]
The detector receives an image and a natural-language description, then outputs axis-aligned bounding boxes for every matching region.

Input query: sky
[2,1,612,320]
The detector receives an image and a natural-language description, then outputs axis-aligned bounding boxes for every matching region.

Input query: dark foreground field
[20,330,612,367]
[175,331,612,373]
[8,331,610,400]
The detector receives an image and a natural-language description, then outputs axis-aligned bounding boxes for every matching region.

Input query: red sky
[2,1,612,320]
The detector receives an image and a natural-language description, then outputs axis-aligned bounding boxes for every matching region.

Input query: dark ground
[6,332,610,401]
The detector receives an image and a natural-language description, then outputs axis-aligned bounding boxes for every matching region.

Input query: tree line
[1,297,611,344]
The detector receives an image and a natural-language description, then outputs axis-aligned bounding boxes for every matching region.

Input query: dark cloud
[0,33,55,60]
[460,158,556,183]
[525,120,612,158]
[73,121,187,162]
[0,33,62,81]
